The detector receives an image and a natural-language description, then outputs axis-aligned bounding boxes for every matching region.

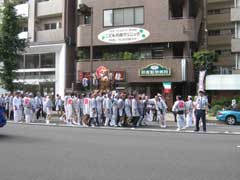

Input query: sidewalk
[7,112,220,127]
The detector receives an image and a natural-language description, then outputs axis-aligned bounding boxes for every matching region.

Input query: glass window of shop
[40,53,55,68]
[25,55,39,69]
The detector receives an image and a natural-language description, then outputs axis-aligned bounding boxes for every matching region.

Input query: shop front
[76,58,194,106]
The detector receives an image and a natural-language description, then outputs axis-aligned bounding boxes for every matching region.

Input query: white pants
[186,112,194,127]
[177,114,185,129]
[14,110,22,122]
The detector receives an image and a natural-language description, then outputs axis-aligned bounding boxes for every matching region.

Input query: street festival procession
[1,1,240,180]
[0,0,240,132]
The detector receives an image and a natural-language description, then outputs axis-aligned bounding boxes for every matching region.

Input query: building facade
[13,0,76,97]
[76,0,202,105]
[206,0,240,98]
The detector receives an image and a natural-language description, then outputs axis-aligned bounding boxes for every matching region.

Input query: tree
[193,50,218,73]
[0,1,27,91]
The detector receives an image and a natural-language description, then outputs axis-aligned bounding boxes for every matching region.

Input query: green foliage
[0,1,27,91]
[77,49,89,60]
[208,105,222,116]
[193,50,218,73]
[102,51,139,61]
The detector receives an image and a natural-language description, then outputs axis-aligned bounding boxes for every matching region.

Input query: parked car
[216,110,240,125]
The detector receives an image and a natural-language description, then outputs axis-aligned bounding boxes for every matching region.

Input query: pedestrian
[45,95,53,124]
[194,91,208,132]
[110,94,118,127]
[103,93,112,126]
[13,91,23,123]
[132,94,140,127]
[96,92,104,126]
[185,96,194,128]
[117,94,125,127]
[124,95,132,126]
[172,95,186,131]
[55,94,63,117]
[159,95,168,128]
[89,93,97,127]
[35,92,44,120]
[23,93,32,123]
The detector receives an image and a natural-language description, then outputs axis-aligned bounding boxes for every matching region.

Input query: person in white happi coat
[185,96,194,128]
[124,95,132,125]
[77,94,84,125]
[55,94,63,117]
[172,95,186,131]
[35,92,44,120]
[136,96,145,127]
[89,94,98,126]
[23,94,31,123]
[82,94,91,126]
[110,95,118,127]
[45,96,53,124]
[103,93,112,126]
[132,94,140,127]
[117,94,125,127]
[9,94,14,120]
[159,95,168,128]
[66,94,75,125]
[96,93,104,126]
[13,92,23,122]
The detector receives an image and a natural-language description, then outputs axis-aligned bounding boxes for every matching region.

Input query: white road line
[237,145,240,148]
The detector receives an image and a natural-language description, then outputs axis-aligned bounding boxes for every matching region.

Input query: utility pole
[203,0,208,50]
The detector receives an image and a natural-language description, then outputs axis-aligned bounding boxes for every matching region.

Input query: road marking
[237,145,240,148]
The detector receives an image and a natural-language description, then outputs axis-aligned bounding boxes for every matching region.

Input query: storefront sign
[113,71,125,81]
[98,27,150,44]
[139,64,171,77]
[96,66,109,78]
[78,71,90,81]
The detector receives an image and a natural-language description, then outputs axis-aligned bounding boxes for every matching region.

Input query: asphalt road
[0,124,240,180]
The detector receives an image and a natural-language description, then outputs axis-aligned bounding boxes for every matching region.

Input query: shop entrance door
[150,85,162,98]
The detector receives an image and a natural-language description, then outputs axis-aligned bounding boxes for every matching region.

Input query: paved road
[1,124,240,180]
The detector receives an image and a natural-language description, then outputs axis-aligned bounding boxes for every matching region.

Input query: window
[135,7,144,24]
[40,53,55,68]
[208,30,220,36]
[25,55,39,69]
[103,7,144,27]
[104,10,113,27]
[44,23,57,30]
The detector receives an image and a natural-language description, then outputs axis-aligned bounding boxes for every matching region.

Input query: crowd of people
[0,90,208,131]
[0,91,208,131]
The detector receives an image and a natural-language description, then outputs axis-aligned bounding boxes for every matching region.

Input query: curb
[7,121,240,136]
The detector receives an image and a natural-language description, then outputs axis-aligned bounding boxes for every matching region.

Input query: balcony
[77,18,199,47]
[208,35,232,46]
[231,38,240,52]
[15,3,28,18]
[37,0,63,17]
[36,29,64,43]
[231,7,240,22]
[208,13,230,24]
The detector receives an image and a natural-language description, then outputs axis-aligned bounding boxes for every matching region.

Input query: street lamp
[79,3,93,91]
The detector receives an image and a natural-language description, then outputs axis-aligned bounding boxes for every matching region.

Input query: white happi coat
[125,98,132,118]
[118,98,125,117]
[83,98,91,115]
[13,96,22,122]
[90,98,97,118]
[103,97,112,118]
[96,96,103,116]
[132,99,140,117]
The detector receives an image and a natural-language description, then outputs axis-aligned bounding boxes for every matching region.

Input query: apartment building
[207,0,234,74]
[76,0,202,105]
[13,0,76,97]
[206,0,240,97]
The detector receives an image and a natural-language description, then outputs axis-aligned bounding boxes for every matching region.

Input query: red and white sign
[96,66,109,79]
